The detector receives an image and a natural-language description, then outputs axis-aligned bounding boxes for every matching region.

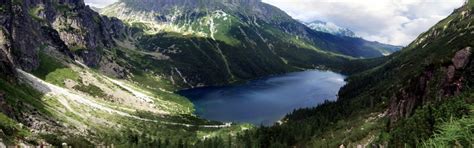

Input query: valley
[0,0,472,147]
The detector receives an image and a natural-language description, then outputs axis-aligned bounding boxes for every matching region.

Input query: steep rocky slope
[0,0,248,146]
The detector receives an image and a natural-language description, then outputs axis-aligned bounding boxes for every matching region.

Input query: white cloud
[262,0,465,46]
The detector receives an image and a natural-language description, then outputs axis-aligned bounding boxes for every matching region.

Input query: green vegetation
[0,79,47,145]
[40,133,93,148]
[44,68,79,87]
[2,0,472,147]
[0,113,30,144]
[12,0,23,5]
[31,50,66,79]
[54,4,71,14]
[423,107,473,147]
[0,78,47,115]
[469,0,474,8]
[198,2,474,147]
[73,84,107,98]
[388,94,472,147]
[28,6,44,22]
[69,45,87,52]
[0,5,6,13]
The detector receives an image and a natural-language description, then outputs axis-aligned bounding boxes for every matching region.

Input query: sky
[85,0,465,46]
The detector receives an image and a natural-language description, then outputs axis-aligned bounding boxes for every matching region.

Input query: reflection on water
[179,70,346,126]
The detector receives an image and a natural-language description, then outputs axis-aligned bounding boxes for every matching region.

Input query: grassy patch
[0,113,30,144]
[40,133,93,147]
[44,68,79,87]
[73,84,107,98]
[423,111,473,147]
[0,79,45,144]
[69,45,87,52]
[422,93,474,147]
[54,4,71,14]
[31,51,66,80]
[0,79,46,114]
[28,6,44,22]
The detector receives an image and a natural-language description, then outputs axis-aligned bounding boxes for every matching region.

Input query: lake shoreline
[179,70,346,126]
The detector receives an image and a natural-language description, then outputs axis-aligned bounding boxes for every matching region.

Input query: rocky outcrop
[387,66,434,123]
[388,47,472,124]
[452,47,472,69]
[443,47,472,96]
[0,26,16,80]
[0,0,133,79]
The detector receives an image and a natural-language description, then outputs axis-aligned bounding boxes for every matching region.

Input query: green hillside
[0,0,470,147]
[231,2,474,147]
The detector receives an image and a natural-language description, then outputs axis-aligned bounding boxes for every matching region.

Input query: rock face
[387,68,434,123]
[443,47,472,96]
[387,47,472,124]
[0,0,132,78]
[0,19,16,80]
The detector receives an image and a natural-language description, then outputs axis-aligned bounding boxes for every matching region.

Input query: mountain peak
[119,0,262,10]
[303,20,356,37]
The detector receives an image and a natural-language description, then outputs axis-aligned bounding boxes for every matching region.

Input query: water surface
[179,70,346,126]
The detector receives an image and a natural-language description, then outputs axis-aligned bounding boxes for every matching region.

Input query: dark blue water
[179,70,346,126]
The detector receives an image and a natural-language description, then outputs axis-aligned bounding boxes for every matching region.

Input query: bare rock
[0,139,5,148]
[387,68,434,125]
[452,47,472,69]
[446,65,456,82]
[0,91,13,118]
[0,2,17,80]
[98,56,129,79]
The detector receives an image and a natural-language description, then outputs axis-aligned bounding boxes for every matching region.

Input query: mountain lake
[179,70,346,126]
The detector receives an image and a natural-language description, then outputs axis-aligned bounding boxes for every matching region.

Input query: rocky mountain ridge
[302,20,402,55]
[101,0,400,58]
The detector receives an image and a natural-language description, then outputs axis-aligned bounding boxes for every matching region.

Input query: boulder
[452,47,472,69]
[0,138,6,148]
